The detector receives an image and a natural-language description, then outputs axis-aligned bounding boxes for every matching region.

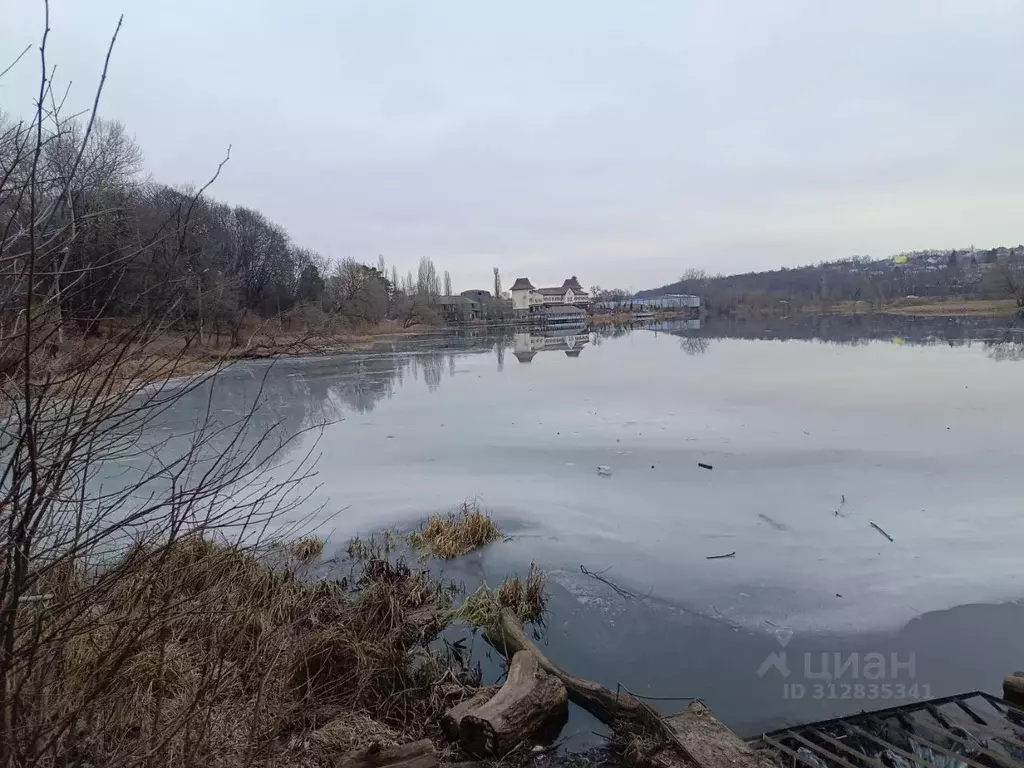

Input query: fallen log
[484,609,645,723]
[459,651,568,757]
[441,686,499,742]
[341,738,437,768]
[481,609,706,767]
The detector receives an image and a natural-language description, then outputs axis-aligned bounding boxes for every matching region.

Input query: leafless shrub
[0,8,349,766]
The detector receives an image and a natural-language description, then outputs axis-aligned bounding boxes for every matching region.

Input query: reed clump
[455,562,548,627]
[409,500,503,559]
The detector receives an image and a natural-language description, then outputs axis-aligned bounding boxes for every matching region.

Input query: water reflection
[675,313,1023,349]
[593,313,1024,360]
[206,314,1024,457]
[512,329,591,363]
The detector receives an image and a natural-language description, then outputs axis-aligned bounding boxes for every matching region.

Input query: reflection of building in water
[512,331,591,363]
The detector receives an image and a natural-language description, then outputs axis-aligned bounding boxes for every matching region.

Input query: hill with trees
[0,110,490,360]
[636,249,1024,315]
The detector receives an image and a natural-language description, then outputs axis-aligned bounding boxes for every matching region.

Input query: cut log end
[484,608,644,723]
[1004,674,1024,705]
[458,651,568,757]
[441,686,500,742]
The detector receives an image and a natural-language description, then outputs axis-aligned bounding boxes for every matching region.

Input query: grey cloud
[3,0,1022,290]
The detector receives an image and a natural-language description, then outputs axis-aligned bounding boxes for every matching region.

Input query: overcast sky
[3,1,1024,291]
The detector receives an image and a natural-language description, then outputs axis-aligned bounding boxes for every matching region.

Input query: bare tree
[0,12,324,766]
[329,258,389,322]
[443,269,452,297]
[997,261,1024,309]
[416,256,440,300]
[493,267,501,298]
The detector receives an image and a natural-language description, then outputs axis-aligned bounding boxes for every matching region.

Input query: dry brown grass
[409,501,504,559]
[291,537,325,563]
[14,534,477,767]
[456,562,548,627]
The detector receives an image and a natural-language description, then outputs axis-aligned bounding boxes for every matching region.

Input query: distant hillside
[637,246,1024,313]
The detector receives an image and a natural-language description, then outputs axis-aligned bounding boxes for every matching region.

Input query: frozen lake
[155,314,1024,735]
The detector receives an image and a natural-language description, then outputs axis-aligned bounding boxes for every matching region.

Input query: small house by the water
[510,276,590,315]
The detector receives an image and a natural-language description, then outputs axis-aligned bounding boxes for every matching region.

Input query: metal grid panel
[751,692,1024,767]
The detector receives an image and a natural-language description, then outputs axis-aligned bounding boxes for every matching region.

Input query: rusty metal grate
[751,691,1024,767]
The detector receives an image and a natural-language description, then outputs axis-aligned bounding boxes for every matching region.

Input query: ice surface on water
[156,319,1024,636]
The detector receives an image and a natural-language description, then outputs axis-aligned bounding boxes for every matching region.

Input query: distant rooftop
[510,277,535,291]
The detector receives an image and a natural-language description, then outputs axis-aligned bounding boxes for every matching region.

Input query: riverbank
[828,297,1021,317]
[13,502,716,767]
[39,321,440,396]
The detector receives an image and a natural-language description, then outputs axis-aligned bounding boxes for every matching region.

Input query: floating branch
[869,521,894,543]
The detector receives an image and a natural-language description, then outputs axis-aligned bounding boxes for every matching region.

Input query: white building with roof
[509,276,590,313]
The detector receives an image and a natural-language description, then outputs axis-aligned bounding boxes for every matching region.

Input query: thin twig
[869,521,894,543]
[0,44,33,81]
[706,551,735,560]
[580,564,638,600]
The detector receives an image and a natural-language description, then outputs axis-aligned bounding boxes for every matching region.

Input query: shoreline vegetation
[18,498,708,766]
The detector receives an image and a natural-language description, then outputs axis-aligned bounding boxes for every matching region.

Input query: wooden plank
[663,701,778,768]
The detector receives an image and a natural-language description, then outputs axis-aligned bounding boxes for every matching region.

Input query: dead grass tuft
[409,500,503,559]
[455,562,548,627]
[291,537,325,563]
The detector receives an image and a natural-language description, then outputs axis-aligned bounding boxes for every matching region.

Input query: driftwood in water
[341,739,437,768]
[705,551,735,560]
[458,651,568,757]
[869,521,894,542]
[483,609,646,723]
[481,610,759,768]
[441,686,500,742]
